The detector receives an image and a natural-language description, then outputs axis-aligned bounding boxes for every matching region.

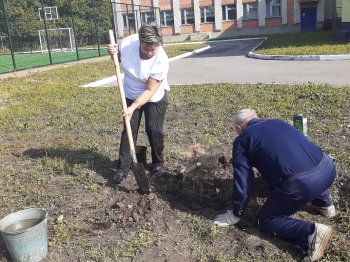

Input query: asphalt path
[168,39,350,86]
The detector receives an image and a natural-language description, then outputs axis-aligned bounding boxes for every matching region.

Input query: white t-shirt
[120,34,170,102]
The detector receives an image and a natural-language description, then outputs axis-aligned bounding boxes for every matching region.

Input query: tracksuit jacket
[231,118,336,250]
[231,118,324,217]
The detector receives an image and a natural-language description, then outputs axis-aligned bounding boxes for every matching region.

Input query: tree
[0,0,113,51]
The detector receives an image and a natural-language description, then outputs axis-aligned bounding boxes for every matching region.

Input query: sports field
[0,48,108,74]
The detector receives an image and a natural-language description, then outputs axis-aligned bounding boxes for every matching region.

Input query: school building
[112,0,338,41]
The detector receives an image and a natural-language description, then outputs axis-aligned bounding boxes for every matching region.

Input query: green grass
[164,43,207,58]
[0,49,109,74]
[255,31,350,55]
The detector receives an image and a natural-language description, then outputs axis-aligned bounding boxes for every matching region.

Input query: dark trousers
[118,93,168,174]
[257,154,336,251]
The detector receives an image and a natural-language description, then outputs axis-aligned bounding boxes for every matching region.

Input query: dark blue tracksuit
[232,118,336,250]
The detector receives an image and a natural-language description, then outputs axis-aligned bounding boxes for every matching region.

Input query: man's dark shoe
[110,170,127,184]
[151,163,163,177]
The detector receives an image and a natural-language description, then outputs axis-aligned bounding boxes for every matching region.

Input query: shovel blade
[131,162,150,194]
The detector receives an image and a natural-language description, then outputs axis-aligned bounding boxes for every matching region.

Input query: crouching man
[214,109,336,262]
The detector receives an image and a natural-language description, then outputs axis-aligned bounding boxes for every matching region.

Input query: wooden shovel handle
[108,30,137,163]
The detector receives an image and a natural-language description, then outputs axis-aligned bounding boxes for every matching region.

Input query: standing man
[213,109,336,262]
[108,23,169,183]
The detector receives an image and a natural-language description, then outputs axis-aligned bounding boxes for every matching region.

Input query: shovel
[108,30,150,194]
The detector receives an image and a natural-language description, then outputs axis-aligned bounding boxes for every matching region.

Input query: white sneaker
[303,223,332,262]
[313,204,336,218]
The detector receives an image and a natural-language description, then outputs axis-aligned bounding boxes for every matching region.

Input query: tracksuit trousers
[257,153,336,251]
[118,93,168,174]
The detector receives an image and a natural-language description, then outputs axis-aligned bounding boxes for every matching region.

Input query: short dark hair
[138,23,163,45]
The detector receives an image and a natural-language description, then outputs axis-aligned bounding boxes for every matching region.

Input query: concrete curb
[169,45,210,62]
[248,38,350,61]
[81,75,118,88]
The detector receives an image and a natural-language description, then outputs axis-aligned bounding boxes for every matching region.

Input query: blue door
[301,7,317,32]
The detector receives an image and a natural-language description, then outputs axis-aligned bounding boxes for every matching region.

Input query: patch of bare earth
[1,143,347,261]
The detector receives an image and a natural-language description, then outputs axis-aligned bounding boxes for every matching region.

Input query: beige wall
[343,0,350,22]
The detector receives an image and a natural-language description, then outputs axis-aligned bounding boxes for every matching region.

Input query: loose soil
[1,142,348,262]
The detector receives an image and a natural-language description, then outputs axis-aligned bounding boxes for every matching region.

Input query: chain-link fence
[0,0,160,74]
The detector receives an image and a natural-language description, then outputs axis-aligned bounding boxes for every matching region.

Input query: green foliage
[0,0,112,52]
[49,223,70,246]
[118,227,154,259]
[189,215,219,245]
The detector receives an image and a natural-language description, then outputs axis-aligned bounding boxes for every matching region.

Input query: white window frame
[200,6,215,23]
[38,6,59,21]
[122,13,136,30]
[160,10,174,27]
[243,2,258,20]
[142,12,155,24]
[266,0,281,17]
[181,9,195,25]
[222,4,237,21]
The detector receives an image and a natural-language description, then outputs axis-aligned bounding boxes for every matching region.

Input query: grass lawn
[0,58,349,261]
[255,31,350,55]
[0,49,109,74]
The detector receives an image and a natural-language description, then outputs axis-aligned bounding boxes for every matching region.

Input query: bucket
[135,145,147,166]
[0,208,48,262]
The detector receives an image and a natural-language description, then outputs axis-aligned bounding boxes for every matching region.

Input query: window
[142,12,155,24]
[122,13,135,30]
[266,0,281,17]
[181,9,194,25]
[200,6,215,23]
[222,4,236,21]
[243,2,258,20]
[160,10,174,27]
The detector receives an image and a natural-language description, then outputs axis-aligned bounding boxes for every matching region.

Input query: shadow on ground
[22,147,117,183]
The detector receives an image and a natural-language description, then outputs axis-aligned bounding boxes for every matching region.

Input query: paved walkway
[168,39,350,86]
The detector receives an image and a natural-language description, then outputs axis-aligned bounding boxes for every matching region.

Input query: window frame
[122,13,136,30]
[266,0,281,18]
[222,4,237,21]
[200,6,215,23]
[181,8,195,25]
[160,10,174,27]
[141,11,155,24]
[243,2,258,20]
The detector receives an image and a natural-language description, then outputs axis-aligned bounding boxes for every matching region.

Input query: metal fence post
[109,0,117,39]
[69,0,79,60]
[126,4,131,35]
[1,0,16,71]
[92,0,101,56]
[40,0,52,64]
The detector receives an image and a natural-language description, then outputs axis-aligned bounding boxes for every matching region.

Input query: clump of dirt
[163,153,233,211]
[110,150,234,228]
